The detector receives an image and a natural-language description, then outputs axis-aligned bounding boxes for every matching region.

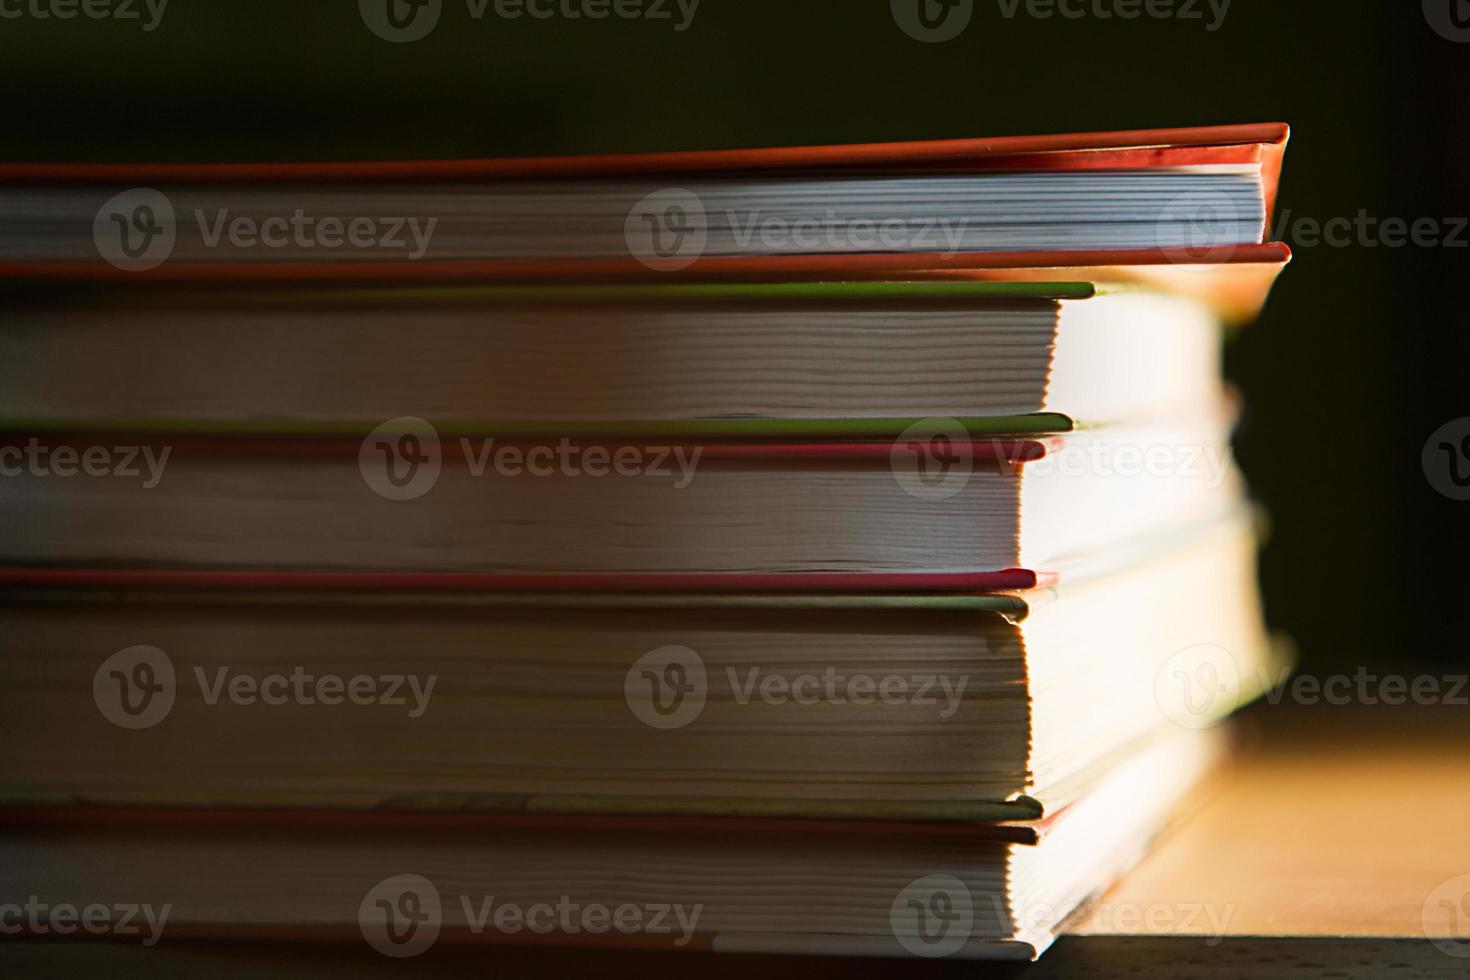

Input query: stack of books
[0,123,1289,961]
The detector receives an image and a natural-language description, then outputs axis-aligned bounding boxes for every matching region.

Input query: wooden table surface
[1073,702,1470,940]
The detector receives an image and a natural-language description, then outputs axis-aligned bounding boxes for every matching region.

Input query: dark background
[3,0,1465,674]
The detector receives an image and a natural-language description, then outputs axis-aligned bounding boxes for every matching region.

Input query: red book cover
[0,123,1290,318]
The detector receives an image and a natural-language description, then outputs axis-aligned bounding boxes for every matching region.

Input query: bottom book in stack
[1,726,1220,960]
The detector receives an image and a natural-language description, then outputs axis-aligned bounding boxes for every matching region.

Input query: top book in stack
[0,123,1287,303]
